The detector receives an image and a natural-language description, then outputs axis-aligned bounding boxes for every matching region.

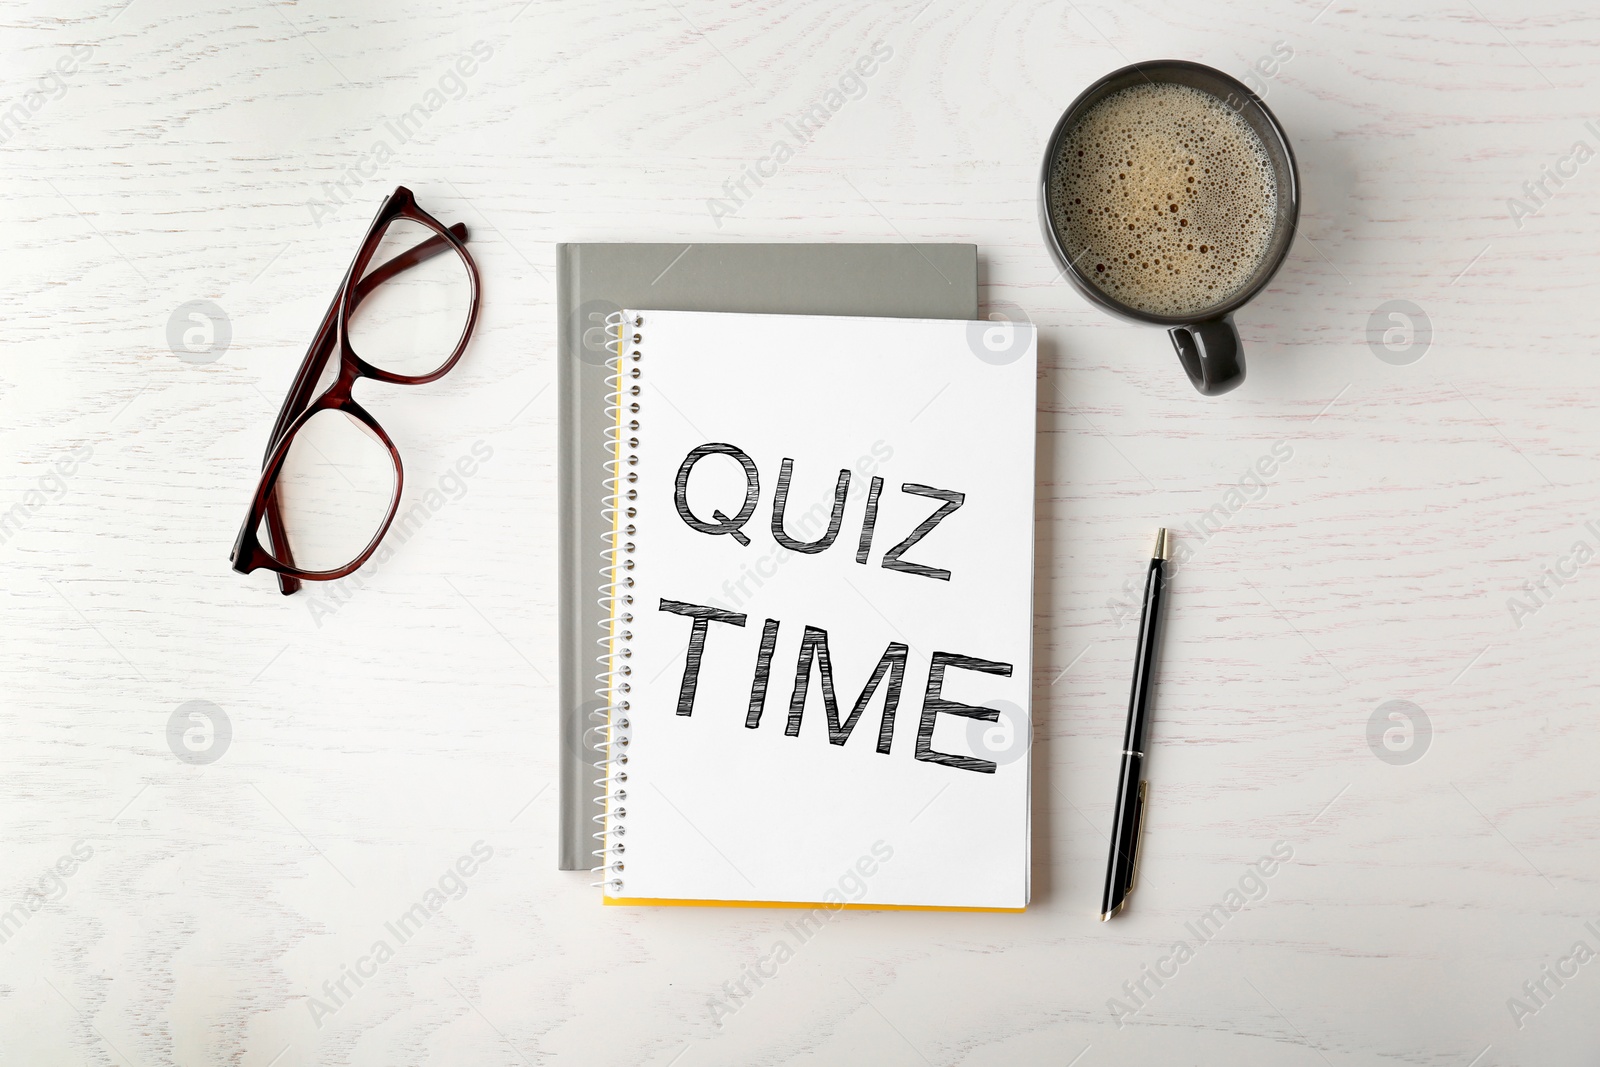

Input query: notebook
[595,309,1037,910]
[555,243,978,871]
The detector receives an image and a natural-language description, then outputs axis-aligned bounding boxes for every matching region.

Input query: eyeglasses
[231,186,481,594]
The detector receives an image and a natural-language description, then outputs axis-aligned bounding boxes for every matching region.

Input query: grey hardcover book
[557,242,977,870]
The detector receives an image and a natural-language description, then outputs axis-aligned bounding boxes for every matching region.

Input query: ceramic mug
[1039,60,1299,396]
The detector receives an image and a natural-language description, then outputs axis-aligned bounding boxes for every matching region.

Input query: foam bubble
[1048,83,1278,318]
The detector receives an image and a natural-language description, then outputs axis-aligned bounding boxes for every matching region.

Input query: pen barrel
[1103,546,1167,919]
[1101,751,1145,916]
[1122,557,1166,753]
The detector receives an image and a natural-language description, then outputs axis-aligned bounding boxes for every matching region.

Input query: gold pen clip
[1128,780,1149,894]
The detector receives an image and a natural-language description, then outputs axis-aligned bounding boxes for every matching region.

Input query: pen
[1100,528,1171,922]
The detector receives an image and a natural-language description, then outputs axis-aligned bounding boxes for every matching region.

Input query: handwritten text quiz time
[645,441,1017,775]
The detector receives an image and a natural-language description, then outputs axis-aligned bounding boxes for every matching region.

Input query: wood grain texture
[3,0,1599,1063]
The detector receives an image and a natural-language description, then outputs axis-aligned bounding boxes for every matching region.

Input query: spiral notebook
[595,309,1037,910]
[556,242,977,870]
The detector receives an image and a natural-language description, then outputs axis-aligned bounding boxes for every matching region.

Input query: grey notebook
[556,243,977,870]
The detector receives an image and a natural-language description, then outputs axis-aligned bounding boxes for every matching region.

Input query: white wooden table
[3,0,1597,1063]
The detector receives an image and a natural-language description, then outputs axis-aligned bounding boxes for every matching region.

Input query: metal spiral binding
[592,311,643,894]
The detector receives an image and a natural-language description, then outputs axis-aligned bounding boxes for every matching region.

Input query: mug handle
[1169,316,1245,396]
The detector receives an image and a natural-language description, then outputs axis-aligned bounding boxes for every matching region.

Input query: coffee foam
[1048,82,1278,318]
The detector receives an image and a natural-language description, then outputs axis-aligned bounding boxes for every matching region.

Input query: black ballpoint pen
[1101,528,1171,922]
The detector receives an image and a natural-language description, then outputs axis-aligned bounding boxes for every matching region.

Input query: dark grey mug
[1039,60,1299,396]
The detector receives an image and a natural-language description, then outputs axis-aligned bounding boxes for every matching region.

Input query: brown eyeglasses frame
[230,186,482,594]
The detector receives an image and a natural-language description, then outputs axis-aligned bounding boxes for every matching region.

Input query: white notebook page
[604,310,1035,909]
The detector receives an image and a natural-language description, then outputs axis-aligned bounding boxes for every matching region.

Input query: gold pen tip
[1100,911,1113,922]
[1153,528,1172,561]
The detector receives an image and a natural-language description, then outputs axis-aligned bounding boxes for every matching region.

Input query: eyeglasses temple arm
[352,225,470,297]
